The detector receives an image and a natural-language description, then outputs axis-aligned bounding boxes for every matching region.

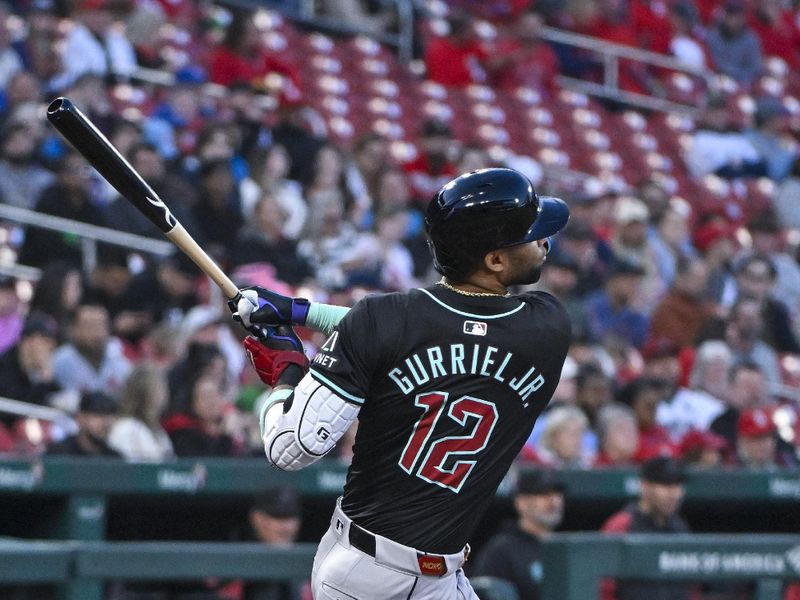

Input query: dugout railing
[1,535,798,600]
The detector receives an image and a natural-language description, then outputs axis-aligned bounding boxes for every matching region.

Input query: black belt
[348,522,377,557]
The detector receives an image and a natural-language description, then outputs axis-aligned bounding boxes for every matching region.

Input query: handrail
[0,262,41,281]
[539,26,713,78]
[0,204,173,273]
[0,396,74,425]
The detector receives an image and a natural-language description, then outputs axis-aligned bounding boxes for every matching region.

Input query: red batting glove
[243,336,309,388]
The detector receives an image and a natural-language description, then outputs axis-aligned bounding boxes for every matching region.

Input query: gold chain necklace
[436,278,509,297]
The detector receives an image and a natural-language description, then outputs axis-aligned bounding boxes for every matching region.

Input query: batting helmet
[425,168,570,280]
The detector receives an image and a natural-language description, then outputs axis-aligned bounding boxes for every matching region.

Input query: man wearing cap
[472,469,565,600]
[585,258,650,349]
[242,487,308,600]
[601,456,694,600]
[735,408,780,469]
[0,312,63,422]
[47,391,120,457]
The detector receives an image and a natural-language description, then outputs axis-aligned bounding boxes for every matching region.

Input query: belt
[348,521,454,577]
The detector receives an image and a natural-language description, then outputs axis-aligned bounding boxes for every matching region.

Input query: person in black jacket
[471,469,566,600]
[47,391,121,457]
[0,312,62,425]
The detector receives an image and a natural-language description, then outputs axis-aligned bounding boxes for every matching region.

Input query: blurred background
[0,0,799,598]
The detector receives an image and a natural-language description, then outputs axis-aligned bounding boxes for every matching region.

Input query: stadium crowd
[0,0,798,473]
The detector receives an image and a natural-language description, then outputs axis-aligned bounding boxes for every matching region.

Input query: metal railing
[0,204,172,273]
[538,25,713,115]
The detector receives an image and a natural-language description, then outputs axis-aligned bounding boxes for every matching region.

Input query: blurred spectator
[53,302,132,400]
[710,361,769,446]
[0,311,61,413]
[142,77,206,161]
[648,201,694,289]
[163,373,236,457]
[18,150,107,267]
[0,275,22,354]
[193,158,244,256]
[746,211,800,324]
[83,247,132,336]
[533,405,591,467]
[49,0,137,92]
[600,457,694,600]
[0,121,55,209]
[594,403,639,466]
[660,2,709,70]
[424,13,488,86]
[489,10,559,93]
[230,194,313,285]
[271,104,327,187]
[748,0,800,71]
[658,340,730,439]
[241,487,308,600]
[735,407,779,469]
[575,361,614,425]
[538,252,589,341]
[705,0,763,86]
[319,0,392,35]
[678,428,727,467]
[108,362,174,462]
[585,259,650,349]
[559,221,608,298]
[402,119,458,206]
[731,253,800,354]
[618,377,673,461]
[208,10,301,94]
[344,133,388,221]
[692,217,738,308]
[28,261,83,335]
[724,297,782,386]
[121,253,201,328]
[0,1,23,91]
[744,96,797,182]
[304,144,359,226]
[297,194,378,291]
[167,342,228,415]
[685,95,765,179]
[609,196,662,307]
[648,258,713,348]
[105,143,200,239]
[774,159,800,229]
[47,391,120,457]
[243,144,308,239]
[472,469,566,600]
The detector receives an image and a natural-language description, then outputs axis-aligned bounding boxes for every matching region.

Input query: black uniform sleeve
[309,295,398,406]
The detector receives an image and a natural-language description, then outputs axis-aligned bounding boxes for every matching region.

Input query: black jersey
[308,285,571,554]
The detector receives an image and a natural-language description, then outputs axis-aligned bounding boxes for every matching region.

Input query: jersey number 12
[398,391,498,493]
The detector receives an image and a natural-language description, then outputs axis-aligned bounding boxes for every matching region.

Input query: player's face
[502,239,549,286]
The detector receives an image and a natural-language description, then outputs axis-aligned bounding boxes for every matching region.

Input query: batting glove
[244,325,309,388]
[232,287,310,330]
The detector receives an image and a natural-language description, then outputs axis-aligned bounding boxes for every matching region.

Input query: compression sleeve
[306,303,351,335]
[261,372,360,471]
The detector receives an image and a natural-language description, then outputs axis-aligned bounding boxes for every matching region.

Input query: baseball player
[234,168,572,599]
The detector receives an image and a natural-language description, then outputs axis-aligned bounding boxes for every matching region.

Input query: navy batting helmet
[425,168,570,280]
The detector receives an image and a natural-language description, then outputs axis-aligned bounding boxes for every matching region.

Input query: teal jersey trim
[307,303,351,335]
[418,289,525,319]
[310,370,365,405]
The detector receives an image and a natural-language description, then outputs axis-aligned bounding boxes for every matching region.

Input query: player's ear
[483,249,507,273]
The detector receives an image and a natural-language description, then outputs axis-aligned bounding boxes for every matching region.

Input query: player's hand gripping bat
[46,97,266,337]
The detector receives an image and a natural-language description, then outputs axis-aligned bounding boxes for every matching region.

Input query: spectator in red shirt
[631,0,673,53]
[619,377,675,461]
[402,119,457,206]
[424,13,488,86]
[208,11,301,94]
[749,0,800,70]
[489,10,560,93]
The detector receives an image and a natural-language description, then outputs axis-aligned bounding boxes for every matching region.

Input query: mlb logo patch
[464,321,487,336]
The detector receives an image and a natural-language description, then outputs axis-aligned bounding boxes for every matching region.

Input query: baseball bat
[46,97,269,336]
[46,97,242,299]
